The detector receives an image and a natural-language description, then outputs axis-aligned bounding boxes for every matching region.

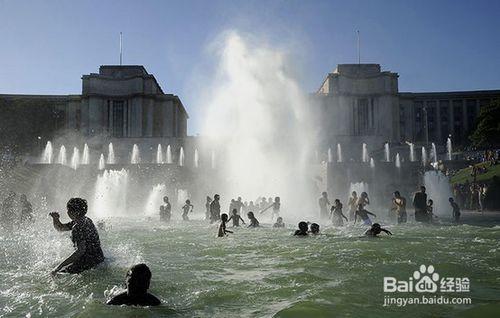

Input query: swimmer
[273,216,285,228]
[294,221,309,236]
[159,196,171,222]
[181,199,193,221]
[218,213,234,237]
[247,212,260,228]
[364,223,392,237]
[107,264,161,306]
[330,199,348,226]
[49,198,104,275]
[449,197,461,223]
[210,194,221,223]
[309,223,320,235]
[227,209,246,227]
[354,204,376,226]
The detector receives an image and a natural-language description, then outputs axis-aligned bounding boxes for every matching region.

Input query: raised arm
[49,212,73,231]
[260,204,273,214]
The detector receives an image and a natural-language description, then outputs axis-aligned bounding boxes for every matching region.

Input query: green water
[1,218,499,317]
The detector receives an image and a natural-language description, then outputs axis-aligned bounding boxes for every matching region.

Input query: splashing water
[98,154,105,170]
[166,145,172,164]
[144,184,166,216]
[369,157,375,168]
[81,143,90,165]
[107,143,115,164]
[327,148,333,163]
[194,149,199,168]
[447,137,452,160]
[431,142,437,163]
[424,170,453,216]
[349,182,369,199]
[395,153,401,168]
[337,144,342,163]
[421,147,427,166]
[384,143,390,162]
[179,147,185,167]
[70,147,80,170]
[93,169,128,217]
[41,141,53,164]
[409,143,415,162]
[131,144,141,164]
[57,145,67,165]
[362,143,369,163]
[156,144,164,164]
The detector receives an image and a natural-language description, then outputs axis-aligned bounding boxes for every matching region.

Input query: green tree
[470,99,500,148]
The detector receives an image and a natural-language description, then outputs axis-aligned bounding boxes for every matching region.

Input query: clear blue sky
[1,0,499,134]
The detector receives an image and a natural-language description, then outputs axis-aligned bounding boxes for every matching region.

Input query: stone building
[315,64,500,155]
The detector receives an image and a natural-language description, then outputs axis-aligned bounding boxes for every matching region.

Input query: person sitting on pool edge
[364,223,392,237]
[273,217,285,228]
[294,221,308,236]
[218,213,233,237]
[247,211,260,227]
[107,263,161,306]
[49,198,104,275]
[309,223,320,235]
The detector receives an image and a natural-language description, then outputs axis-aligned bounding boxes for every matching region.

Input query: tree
[470,99,500,148]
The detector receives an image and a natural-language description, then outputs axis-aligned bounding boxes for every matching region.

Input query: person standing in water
[227,208,246,227]
[273,217,285,228]
[355,204,376,226]
[107,264,161,306]
[413,186,428,223]
[19,194,34,224]
[210,194,221,223]
[217,213,234,237]
[427,199,435,223]
[205,196,212,221]
[247,212,260,227]
[260,196,280,220]
[159,196,171,222]
[347,191,358,222]
[393,191,407,224]
[49,198,104,275]
[318,192,331,220]
[181,200,193,221]
[449,197,461,223]
[331,199,348,226]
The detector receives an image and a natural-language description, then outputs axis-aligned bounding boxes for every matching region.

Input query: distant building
[0,65,188,159]
[315,64,500,151]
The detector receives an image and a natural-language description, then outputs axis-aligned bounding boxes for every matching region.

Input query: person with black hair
[247,211,260,227]
[294,221,309,236]
[227,208,245,227]
[159,196,171,222]
[49,198,104,275]
[107,264,161,306]
[309,223,320,235]
[218,213,233,237]
[364,223,392,237]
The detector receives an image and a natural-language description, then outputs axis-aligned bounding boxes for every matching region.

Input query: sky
[1,0,499,134]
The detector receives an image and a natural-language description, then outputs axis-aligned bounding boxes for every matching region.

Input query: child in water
[247,212,260,227]
[364,223,392,237]
[159,196,171,222]
[330,199,348,226]
[107,263,161,306]
[294,221,309,236]
[449,197,461,223]
[218,213,233,237]
[354,204,377,225]
[427,199,435,223]
[181,200,193,221]
[273,217,285,228]
[309,223,320,235]
[227,209,246,227]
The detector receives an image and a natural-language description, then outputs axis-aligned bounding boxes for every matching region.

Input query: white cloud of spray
[199,31,319,218]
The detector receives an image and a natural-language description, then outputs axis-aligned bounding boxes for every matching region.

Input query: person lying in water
[309,223,320,235]
[49,198,105,275]
[227,209,246,227]
[364,223,392,237]
[107,263,161,306]
[273,217,285,228]
[218,213,233,237]
[247,212,260,227]
[354,204,376,226]
[294,221,309,236]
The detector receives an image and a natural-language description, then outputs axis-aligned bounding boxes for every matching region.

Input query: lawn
[451,162,500,185]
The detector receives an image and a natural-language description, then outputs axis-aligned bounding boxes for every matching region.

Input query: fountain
[349,182,369,199]
[166,145,172,164]
[70,147,80,170]
[107,143,115,164]
[337,144,342,163]
[421,147,427,166]
[41,141,53,164]
[92,169,128,217]
[327,148,333,163]
[211,150,216,169]
[395,153,401,168]
[369,157,375,169]
[409,143,415,162]
[98,154,105,170]
[362,143,368,162]
[131,144,140,164]
[431,142,438,163]
[179,147,185,166]
[144,184,166,216]
[424,170,453,217]
[384,143,390,162]
[194,149,199,168]
[156,144,163,164]
[81,143,90,165]
[447,137,452,160]
[57,145,67,165]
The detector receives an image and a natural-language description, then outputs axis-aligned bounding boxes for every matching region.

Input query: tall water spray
[81,143,90,165]
[131,144,141,164]
[57,145,67,165]
[447,137,452,160]
[431,142,438,163]
[144,184,166,216]
[395,153,401,168]
[362,143,368,162]
[98,154,105,170]
[70,147,80,170]
[384,143,390,162]
[93,169,128,217]
[370,157,375,169]
[41,141,53,164]
[327,148,333,163]
[337,144,343,163]
[199,31,315,206]
[424,170,453,217]
[156,144,164,164]
[166,145,172,164]
[422,147,427,166]
[194,149,199,168]
[107,143,115,164]
[179,147,185,166]
[410,143,415,162]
